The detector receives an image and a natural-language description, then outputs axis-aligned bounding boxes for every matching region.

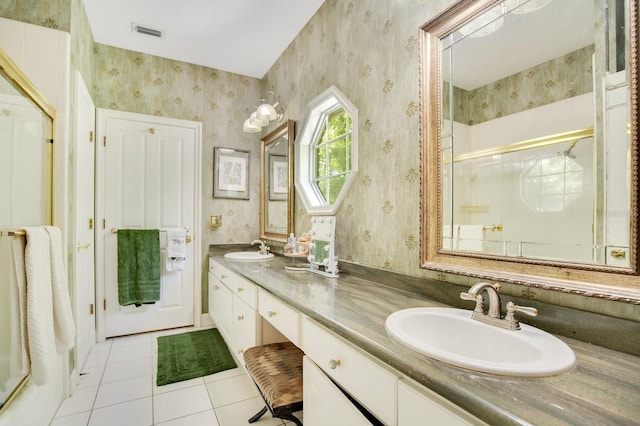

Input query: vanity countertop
[209,246,640,426]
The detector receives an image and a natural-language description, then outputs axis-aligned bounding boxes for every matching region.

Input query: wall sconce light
[242,91,283,133]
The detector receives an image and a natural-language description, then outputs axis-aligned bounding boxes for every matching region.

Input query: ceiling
[82,0,325,79]
[446,0,595,90]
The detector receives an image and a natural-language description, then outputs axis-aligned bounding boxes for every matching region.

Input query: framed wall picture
[269,154,288,201]
[214,147,250,199]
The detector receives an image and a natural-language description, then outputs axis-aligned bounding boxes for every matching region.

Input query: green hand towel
[117,229,161,306]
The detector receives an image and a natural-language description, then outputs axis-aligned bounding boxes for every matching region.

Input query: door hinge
[103,299,106,310]
[90,303,94,315]
[89,131,94,142]
[103,135,106,146]
[48,138,54,144]
[89,218,93,230]
[103,218,106,229]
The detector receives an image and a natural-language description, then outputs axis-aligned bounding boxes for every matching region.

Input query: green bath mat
[156,328,236,386]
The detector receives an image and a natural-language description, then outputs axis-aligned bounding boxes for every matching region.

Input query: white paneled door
[96,109,201,338]
[73,71,96,369]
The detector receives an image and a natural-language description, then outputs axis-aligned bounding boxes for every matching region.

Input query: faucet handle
[459,292,476,301]
[507,302,538,317]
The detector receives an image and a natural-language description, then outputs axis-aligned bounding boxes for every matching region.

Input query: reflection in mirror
[0,49,55,414]
[260,120,294,242]
[421,0,639,298]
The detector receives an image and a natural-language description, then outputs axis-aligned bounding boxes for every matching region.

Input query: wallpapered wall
[264,0,456,276]
[2,0,636,321]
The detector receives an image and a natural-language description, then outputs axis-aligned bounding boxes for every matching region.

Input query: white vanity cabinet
[302,317,397,425]
[208,259,260,366]
[398,378,483,426]
[303,356,372,426]
[258,288,301,346]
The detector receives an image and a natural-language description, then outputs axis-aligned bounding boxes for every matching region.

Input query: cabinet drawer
[208,258,231,280]
[227,274,257,309]
[233,296,257,344]
[302,318,397,425]
[303,356,372,426]
[258,289,300,346]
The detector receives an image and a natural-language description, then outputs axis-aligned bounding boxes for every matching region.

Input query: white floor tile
[154,409,219,426]
[88,397,152,426]
[94,375,152,408]
[214,397,284,426]
[153,384,213,424]
[83,349,110,369]
[55,385,98,417]
[153,376,204,395]
[77,365,104,389]
[110,333,152,348]
[50,411,91,426]
[206,374,259,408]
[108,343,152,364]
[203,367,245,383]
[102,357,152,384]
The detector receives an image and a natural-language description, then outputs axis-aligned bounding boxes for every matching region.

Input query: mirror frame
[260,119,295,243]
[419,0,640,303]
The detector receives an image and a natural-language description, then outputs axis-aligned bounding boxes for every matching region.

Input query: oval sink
[224,251,274,261]
[385,307,576,377]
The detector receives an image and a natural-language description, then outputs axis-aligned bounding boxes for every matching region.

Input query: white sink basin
[224,251,274,261]
[385,307,576,377]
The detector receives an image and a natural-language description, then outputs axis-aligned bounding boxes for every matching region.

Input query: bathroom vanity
[209,246,640,425]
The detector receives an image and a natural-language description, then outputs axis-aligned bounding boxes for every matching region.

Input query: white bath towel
[9,233,29,378]
[23,227,56,386]
[44,226,76,353]
[457,225,485,251]
[165,228,187,271]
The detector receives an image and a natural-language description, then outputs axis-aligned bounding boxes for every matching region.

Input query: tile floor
[51,326,303,426]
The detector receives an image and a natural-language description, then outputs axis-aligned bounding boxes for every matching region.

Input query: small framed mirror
[420,0,639,300]
[260,120,294,242]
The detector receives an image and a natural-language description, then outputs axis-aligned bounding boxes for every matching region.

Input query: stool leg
[277,413,303,426]
[248,406,268,423]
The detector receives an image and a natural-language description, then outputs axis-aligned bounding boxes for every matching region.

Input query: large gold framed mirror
[260,120,294,242]
[420,0,639,301]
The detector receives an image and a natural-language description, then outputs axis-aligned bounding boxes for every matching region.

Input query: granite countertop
[209,246,640,426]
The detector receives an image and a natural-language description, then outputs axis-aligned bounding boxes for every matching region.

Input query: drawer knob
[237,315,244,321]
[268,311,276,317]
[328,359,341,369]
[237,287,244,292]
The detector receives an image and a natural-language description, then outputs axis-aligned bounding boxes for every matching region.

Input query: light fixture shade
[505,0,551,14]
[256,103,278,121]
[459,7,504,38]
[243,118,262,133]
[249,111,268,127]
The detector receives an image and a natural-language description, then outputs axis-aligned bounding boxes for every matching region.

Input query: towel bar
[110,227,192,243]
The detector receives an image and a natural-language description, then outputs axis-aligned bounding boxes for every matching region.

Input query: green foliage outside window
[314,108,353,204]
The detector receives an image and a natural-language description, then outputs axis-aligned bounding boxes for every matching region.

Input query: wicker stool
[243,342,304,426]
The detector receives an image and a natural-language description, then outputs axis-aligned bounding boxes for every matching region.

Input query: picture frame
[268,154,288,201]
[213,147,250,199]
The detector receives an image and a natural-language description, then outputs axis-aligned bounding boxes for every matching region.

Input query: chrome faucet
[460,282,538,330]
[251,239,270,255]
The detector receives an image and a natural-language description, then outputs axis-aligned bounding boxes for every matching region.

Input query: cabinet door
[303,356,371,426]
[210,276,233,343]
[303,318,397,425]
[398,380,482,426]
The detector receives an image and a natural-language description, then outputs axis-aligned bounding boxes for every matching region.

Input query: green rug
[156,328,236,386]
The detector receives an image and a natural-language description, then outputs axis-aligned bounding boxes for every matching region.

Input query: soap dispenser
[287,233,297,253]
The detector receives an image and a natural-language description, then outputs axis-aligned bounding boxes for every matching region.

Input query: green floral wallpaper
[0,0,70,31]
[453,45,595,125]
[263,0,451,276]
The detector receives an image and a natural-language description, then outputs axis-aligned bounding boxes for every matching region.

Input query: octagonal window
[295,86,358,215]
[522,155,583,213]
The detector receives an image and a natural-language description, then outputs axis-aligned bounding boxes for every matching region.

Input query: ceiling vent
[131,23,164,38]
